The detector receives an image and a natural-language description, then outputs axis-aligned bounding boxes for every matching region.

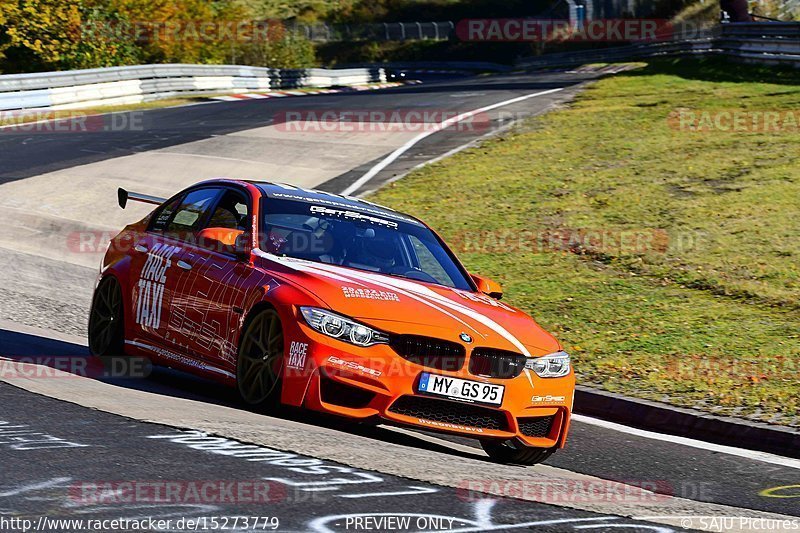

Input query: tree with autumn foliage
[0,0,140,72]
[0,0,320,73]
[104,0,240,64]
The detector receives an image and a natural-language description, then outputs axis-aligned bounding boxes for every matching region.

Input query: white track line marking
[572,414,800,470]
[337,486,438,499]
[360,104,540,196]
[575,525,671,532]
[340,87,564,196]
[0,478,72,497]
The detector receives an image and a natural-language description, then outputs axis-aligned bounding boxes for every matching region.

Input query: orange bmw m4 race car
[89,179,575,465]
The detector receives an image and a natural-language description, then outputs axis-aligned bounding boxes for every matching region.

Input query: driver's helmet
[358,230,396,271]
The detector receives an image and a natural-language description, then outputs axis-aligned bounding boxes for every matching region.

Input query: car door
[169,186,254,373]
[127,193,184,350]
[129,187,223,355]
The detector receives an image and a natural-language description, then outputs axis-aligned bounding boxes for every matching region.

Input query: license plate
[417,373,504,406]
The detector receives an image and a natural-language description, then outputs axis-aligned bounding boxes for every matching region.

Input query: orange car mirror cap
[470,273,503,300]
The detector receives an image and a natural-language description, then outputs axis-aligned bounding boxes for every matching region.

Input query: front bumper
[283,319,575,449]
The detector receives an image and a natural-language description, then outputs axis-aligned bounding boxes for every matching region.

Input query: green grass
[370,57,800,424]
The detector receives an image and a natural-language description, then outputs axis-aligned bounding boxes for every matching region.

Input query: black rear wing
[118,188,166,209]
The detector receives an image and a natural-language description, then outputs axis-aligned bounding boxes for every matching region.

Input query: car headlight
[525,351,571,378]
[300,307,390,347]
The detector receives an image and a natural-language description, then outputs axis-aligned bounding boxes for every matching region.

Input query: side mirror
[197,228,246,256]
[470,273,503,300]
[234,232,253,261]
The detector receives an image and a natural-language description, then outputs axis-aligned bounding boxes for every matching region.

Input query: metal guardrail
[0,65,385,111]
[721,21,800,37]
[717,22,800,66]
[515,22,800,69]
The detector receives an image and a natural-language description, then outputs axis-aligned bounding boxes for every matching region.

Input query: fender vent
[319,374,375,409]
[518,415,555,438]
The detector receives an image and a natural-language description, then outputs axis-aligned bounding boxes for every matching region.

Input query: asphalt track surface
[0,383,682,533]
[0,73,578,188]
[1,71,798,532]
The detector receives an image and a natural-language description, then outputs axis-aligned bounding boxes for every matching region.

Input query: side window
[149,196,183,233]
[164,188,221,236]
[207,189,250,231]
[408,235,455,287]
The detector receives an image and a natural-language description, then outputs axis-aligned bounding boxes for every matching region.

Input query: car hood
[257,253,561,356]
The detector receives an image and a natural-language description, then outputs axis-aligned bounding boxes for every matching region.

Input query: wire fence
[293,22,456,42]
[290,1,800,43]
[516,21,800,69]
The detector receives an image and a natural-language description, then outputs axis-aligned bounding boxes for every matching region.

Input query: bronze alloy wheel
[237,309,285,405]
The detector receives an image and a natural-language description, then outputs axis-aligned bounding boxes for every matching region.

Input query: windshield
[260,198,473,290]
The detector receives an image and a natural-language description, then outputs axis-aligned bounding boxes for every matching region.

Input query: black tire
[236,308,284,406]
[480,439,555,466]
[88,277,125,357]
